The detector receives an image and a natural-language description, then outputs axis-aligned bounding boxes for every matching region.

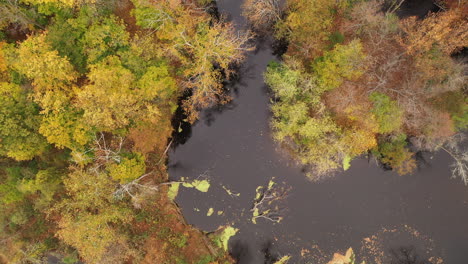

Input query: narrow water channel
[168,1,468,263]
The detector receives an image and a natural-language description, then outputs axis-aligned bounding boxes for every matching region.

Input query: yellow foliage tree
[76,56,143,131]
[15,33,77,92]
[55,168,133,264]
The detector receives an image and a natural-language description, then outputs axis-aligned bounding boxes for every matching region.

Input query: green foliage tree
[46,6,93,73]
[265,61,303,101]
[19,168,62,210]
[313,39,366,91]
[81,15,130,64]
[369,92,403,134]
[108,153,146,184]
[39,108,93,150]
[265,60,345,176]
[0,167,27,205]
[136,64,177,100]
[0,82,47,160]
[373,134,416,175]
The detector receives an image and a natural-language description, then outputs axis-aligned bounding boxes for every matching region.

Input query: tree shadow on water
[199,61,260,126]
[202,101,238,126]
[261,240,283,264]
[230,240,251,264]
[390,246,431,264]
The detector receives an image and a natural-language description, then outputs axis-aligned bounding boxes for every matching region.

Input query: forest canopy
[0,0,250,263]
[245,0,468,179]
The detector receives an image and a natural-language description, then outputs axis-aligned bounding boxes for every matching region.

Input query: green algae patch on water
[268,179,275,189]
[254,186,263,200]
[182,179,210,192]
[252,208,260,224]
[167,183,180,200]
[343,155,352,171]
[192,179,210,192]
[212,226,239,251]
[207,207,214,216]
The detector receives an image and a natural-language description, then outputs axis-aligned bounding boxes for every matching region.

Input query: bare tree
[0,0,45,31]
[251,179,289,224]
[412,133,468,185]
[441,135,468,185]
[242,0,283,32]
[92,132,123,163]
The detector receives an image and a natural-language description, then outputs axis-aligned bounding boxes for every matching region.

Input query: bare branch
[251,179,290,224]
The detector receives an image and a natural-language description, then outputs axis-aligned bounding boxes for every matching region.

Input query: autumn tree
[132,0,253,121]
[14,33,77,93]
[55,168,134,264]
[399,5,468,56]
[265,0,466,177]
[76,56,140,131]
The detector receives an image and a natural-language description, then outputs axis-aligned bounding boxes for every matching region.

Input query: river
[168,1,468,263]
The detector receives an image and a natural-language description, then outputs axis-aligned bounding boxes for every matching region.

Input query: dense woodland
[0,0,467,263]
[245,0,467,180]
[0,0,251,263]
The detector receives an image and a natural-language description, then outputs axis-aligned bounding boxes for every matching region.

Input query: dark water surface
[168,1,468,263]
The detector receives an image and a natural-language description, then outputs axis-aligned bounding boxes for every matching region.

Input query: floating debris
[222,185,240,197]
